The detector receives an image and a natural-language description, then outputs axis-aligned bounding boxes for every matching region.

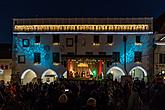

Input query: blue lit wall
[15,37,52,68]
[13,34,153,77]
[120,35,151,64]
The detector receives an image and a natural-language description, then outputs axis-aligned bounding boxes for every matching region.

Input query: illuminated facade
[0,44,12,83]
[0,59,12,83]
[12,18,153,84]
[154,34,165,77]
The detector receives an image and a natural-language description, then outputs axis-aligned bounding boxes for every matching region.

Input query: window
[107,35,113,44]
[99,52,106,55]
[159,54,165,64]
[134,51,142,62]
[53,52,60,63]
[66,38,73,47]
[35,35,40,43]
[93,35,99,43]
[18,55,25,64]
[22,39,29,47]
[86,52,93,55]
[135,36,142,45]
[34,53,41,64]
[112,52,120,62]
[53,34,60,45]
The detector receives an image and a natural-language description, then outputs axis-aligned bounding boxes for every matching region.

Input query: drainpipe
[123,35,128,75]
[153,36,156,81]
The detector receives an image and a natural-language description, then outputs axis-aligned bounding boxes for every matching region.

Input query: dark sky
[0,0,165,43]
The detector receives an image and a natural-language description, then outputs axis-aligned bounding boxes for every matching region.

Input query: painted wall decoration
[15,36,52,68]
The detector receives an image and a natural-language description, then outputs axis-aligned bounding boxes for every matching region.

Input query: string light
[14,24,150,32]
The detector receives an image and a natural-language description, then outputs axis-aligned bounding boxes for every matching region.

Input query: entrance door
[107,66,125,82]
[129,66,147,81]
[42,69,58,84]
[21,69,37,85]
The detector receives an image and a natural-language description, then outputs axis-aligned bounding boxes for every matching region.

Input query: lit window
[107,35,113,45]
[53,34,60,45]
[93,35,100,46]
[135,36,142,45]
[22,39,29,47]
[53,52,60,64]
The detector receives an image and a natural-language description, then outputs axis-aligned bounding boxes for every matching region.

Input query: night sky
[0,0,165,43]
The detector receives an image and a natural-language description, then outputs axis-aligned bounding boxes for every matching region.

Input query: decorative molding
[14,24,150,32]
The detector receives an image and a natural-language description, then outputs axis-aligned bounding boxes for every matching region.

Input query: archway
[106,66,125,82]
[41,69,58,83]
[129,66,147,81]
[21,69,37,85]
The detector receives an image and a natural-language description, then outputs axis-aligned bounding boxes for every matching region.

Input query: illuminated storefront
[12,18,153,84]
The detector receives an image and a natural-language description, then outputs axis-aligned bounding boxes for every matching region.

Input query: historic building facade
[12,18,153,84]
[154,34,165,77]
[0,59,12,83]
[0,44,12,83]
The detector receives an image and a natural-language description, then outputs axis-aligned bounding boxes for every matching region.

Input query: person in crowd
[80,97,97,110]
[0,78,165,110]
[127,86,143,110]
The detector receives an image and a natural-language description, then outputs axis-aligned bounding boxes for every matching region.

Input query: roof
[13,18,153,25]
[154,12,165,33]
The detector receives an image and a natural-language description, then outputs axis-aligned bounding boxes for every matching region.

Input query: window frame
[159,54,165,64]
[34,53,41,64]
[52,34,60,43]
[22,39,30,47]
[134,51,142,63]
[53,52,60,63]
[18,55,25,64]
[35,35,40,44]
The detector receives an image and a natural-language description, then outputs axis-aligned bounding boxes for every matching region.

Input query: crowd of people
[0,78,165,110]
